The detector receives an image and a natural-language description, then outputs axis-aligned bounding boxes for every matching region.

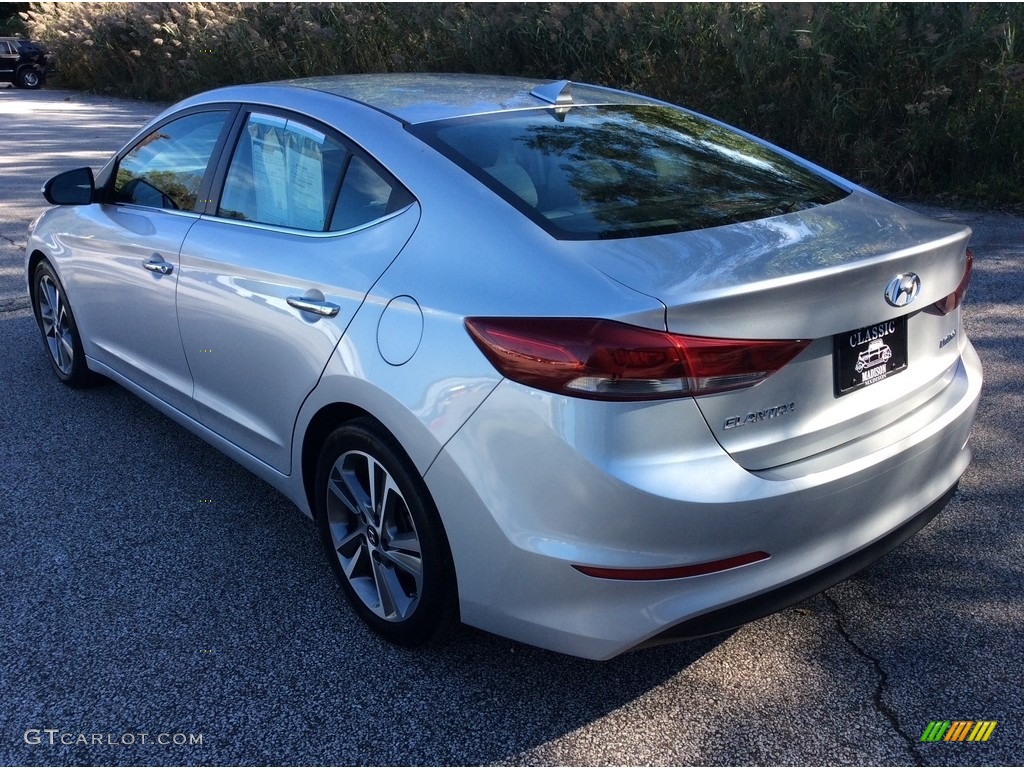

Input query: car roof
[1,37,42,47]
[280,73,652,124]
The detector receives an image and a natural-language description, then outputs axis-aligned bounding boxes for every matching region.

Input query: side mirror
[43,167,95,205]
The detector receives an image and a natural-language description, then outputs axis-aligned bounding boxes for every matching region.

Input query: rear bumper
[426,339,982,660]
[639,480,957,647]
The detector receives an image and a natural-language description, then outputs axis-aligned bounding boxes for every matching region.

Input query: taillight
[464,317,809,401]
[933,248,973,315]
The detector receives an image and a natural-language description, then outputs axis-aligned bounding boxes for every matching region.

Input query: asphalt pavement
[1,86,1021,766]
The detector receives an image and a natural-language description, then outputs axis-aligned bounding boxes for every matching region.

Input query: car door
[63,108,235,416]
[176,109,419,473]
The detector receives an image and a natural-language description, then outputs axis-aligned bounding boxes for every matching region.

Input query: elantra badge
[884,273,921,307]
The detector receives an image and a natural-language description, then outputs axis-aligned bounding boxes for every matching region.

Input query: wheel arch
[27,249,49,290]
[297,393,455,524]
[295,365,468,521]
[300,402,372,519]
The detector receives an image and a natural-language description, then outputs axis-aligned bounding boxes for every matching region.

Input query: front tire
[32,261,95,387]
[315,418,458,646]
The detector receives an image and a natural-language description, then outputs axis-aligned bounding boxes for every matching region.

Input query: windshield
[411,105,848,240]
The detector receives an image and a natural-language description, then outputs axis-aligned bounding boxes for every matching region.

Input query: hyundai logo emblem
[884,273,921,307]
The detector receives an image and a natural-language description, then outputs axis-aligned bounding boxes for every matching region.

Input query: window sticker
[248,118,290,227]
[285,132,325,231]
[244,113,326,230]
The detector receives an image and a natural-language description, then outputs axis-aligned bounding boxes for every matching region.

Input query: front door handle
[142,259,173,275]
[287,296,340,317]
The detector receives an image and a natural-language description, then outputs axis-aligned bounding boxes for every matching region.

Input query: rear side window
[219,112,414,233]
[114,111,229,211]
[330,155,415,232]
[219,112,348,231]
[412,105,848,240]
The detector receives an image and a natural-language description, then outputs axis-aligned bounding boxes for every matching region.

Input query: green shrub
[21,2,1024,206]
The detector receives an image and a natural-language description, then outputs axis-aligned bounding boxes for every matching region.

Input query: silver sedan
[26,74,982,659]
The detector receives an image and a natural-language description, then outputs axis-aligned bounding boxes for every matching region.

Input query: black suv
[0,37,52,89]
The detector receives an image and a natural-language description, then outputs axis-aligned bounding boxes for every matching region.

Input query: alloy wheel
[37,274,75,376]
[325,449,424,621]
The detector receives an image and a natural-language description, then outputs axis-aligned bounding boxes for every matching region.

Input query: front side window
[412,105,849,240]
[113,111,228,211]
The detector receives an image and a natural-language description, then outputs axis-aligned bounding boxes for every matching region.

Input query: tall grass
[21,2,1024,206]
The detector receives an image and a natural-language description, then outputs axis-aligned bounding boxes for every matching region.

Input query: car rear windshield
[411,104,848,240]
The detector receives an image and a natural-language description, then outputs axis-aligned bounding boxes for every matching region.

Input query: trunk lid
[576,191,972,469]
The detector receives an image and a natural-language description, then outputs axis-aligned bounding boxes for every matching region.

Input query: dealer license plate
[833,316,908,397]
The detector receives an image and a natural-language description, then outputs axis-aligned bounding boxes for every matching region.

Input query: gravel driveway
[1,87,1021,766]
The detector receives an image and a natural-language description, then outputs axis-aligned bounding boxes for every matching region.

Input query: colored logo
[920,720,997,742]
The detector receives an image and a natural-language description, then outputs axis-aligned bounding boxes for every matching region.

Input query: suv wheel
[17,68,43,89]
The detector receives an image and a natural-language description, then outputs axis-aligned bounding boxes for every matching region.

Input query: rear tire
[32,261,96,388]
[315,418,458,646]
[17,68,43,89]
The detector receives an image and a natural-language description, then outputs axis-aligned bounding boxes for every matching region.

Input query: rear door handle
[287,296,340,317]
[142,259,173,275]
